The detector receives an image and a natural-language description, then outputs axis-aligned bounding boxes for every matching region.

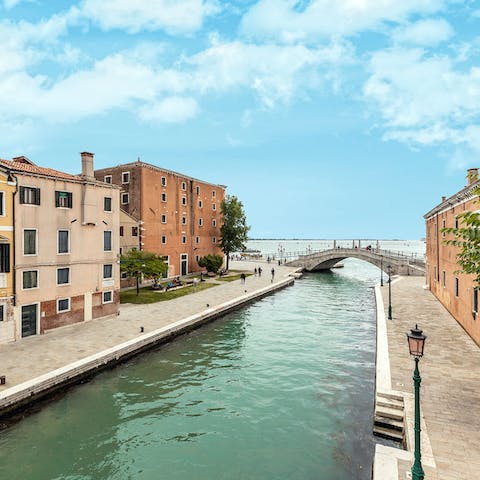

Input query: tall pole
[388,266,392,320]
[380,257,384,287]
[412,357,425,480]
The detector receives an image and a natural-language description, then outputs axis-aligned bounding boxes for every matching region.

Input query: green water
[0,260,378,480]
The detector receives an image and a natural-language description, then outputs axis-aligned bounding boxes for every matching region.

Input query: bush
[198,254,224,274]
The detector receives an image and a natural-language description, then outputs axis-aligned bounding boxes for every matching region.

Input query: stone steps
[373,425,404,443]
[373,392,405,443]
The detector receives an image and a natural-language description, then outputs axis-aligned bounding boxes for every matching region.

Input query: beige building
[0,153,120,340]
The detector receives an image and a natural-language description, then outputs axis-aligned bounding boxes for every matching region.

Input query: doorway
[21,304,38,338]
[180,253,188,276]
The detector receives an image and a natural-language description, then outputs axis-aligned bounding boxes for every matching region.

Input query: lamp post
[406,325,427,480]
[388,265,392,320]
[380,257,384,287]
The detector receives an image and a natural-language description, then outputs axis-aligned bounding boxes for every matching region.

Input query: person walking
[254,267,258,276]
[271,268,275,282]
[258,267,262,277]
[240,273,246,284]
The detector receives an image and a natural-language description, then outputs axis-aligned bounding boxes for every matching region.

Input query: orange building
[94,160,225,277]
[424,168,480,346]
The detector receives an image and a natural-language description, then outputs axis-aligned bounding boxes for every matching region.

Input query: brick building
[424,168,480,346]
[0,153,120,341]
[95,160,225,277]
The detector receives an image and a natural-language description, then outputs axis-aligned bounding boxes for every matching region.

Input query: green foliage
[220,195,250,269]
[198,254,224,274]
[120,249,168,294]
[442,186,480,285]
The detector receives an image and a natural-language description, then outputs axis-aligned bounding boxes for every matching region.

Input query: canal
[0,260,379,480]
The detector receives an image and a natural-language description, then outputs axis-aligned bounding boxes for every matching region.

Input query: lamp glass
[406,325,426,358]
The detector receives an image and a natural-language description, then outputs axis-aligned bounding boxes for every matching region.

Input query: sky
[1,1,480,239]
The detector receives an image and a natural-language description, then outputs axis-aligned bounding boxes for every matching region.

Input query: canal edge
[0,276,295,421]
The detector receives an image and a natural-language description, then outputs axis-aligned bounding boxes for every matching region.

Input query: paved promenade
[0,262,296,392]
[380,276,480,480]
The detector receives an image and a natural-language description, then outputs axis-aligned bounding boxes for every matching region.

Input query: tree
[120,249,168,295]
[220,195,250,270]
[443,184,480,284]
[198,254,224,274]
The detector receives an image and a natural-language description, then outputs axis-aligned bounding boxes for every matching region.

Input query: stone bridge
[286,248,425,276]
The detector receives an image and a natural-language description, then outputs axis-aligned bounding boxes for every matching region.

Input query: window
[120,226,124,236]
[58,230,70,254]
[103,291,113,304]
[198,200,203,208]
[104,175,112,184]
[0,244,10,273]
[57,298,70,313]
[181,181,186,190]
[161,214,167,223]
[182,235,187,244]
[161,176,167,187]
[104,231,112,251]
[182,216,187,225]
[132,227,138,237]
[55,191,72,208]
[212,190,216,198]
[213,237,217,244]
[455,217,459,229]
[122,172,130,184]
[121,193,129,205]
[121,271,127,279]
[473,289,478,315]
[57,267,70,285]
[23,229,37,255]
[212,219,217,227]
[0,304,3,321]
[455,277,459,297]
[442,270,446,287]
[161,235,167,244]
[199,218,203,226]
[212,203,216,211]
[195,255,200,263]
[104,197,112,212]
[23,270,38,289]
[196,236,200,244]
[161,192,167,202]
[103,264,113,279]
[20,186,40,205]
[442,219,446,238]
[196,186,200,195]
[182,196,187,206]
[0,191,4,215]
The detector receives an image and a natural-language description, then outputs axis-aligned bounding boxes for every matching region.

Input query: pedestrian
[278,259,281,266]
[240,273,246,284]
[258,267,262,277]
[254,267,258,276]
[271,268,275,282]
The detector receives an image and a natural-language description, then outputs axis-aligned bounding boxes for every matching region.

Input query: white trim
[181,235,187,244]
[20,302,40,337]
[56,297,71,313]
[212,219,217,227]
[212,203,216,211]
[198,218,203,226]
[121,192,129,205]
[104,175,112,184]
[22,269,39,290]
[56,267,71,286]
[0,191,5,217]
[425,193,477,220]
[103,263,113,279]
[0,226,13,231]
[104,230,113,252]
[161,192,167,202]
[181,196,187,206]
[195,236,200,244]
[161,176,167,187]
[198,200,203,208]
[180,253,188,275]
[181,181,186,190]
[121,171,130,184]
[22,228,38,256]
[161,214,167,224]
[102,290,113,304]
[103,196,112,213]
[161,235,167,244]
[57,229,70,255]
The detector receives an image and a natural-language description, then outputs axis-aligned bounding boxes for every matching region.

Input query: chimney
[81,152,94,181]
[441,196,446,202]
[467,168,479,186]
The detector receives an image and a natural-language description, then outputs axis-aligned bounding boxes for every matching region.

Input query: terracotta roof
[0,159,81,181]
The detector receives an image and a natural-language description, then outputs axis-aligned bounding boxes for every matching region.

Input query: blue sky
[1,1,480,239]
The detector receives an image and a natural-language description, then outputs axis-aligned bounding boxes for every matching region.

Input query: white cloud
[138,97,199,123]
[77,0,220,34]
[240,0,446,41]
[392,18,454,46]
[3,0,24,8]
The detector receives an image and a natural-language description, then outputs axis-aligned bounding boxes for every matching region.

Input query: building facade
[95,161,225,277]
[425,168,480,346]
[0,171,15,342]
[0,153,120,341]
[119,209,141,288]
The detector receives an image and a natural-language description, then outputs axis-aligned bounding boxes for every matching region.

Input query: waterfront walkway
[0,262,296,392]
[381,276,480,480]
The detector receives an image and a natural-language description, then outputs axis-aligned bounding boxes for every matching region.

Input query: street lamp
[380,257,384,287]
[406,325,427,480]
[388,265,392,320]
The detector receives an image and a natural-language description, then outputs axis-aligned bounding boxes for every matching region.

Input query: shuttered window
[0,244,10,272]
[20,187,40,205]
